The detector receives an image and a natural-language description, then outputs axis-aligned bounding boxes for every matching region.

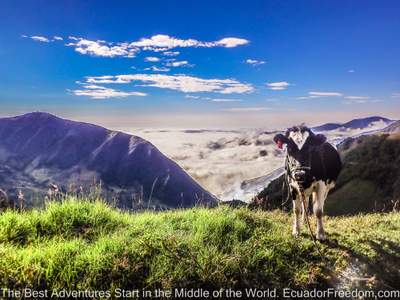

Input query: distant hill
[312,123,342,131]
[381,120,400,134]
[0,112,217,209]
[313,116,393,132]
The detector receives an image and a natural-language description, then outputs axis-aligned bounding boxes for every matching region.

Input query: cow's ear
[273,134,289,149]
[314,134,327,144]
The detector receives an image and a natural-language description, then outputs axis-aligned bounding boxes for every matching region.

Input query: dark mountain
[313,116,393,132]
[0,112,217,209]
[312,123,342,132]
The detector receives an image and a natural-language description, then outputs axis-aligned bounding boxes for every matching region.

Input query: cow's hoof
[316,232,326,241]
[292,229,300,238]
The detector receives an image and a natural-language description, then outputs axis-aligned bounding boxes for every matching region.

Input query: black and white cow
[274,126,342,240]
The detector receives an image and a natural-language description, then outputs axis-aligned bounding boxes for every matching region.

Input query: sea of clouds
[124,121,389,201]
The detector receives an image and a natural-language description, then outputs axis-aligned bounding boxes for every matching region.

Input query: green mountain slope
[0,199,399,294]
[327,134,400,215]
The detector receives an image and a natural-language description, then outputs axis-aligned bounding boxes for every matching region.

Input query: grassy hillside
[326,134,400,214]
[0,198,399,295]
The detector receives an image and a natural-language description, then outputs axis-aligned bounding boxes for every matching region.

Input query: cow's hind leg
[292,193,302,237]
[313,181,329,240]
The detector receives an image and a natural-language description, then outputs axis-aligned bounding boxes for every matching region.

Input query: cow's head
[274,125,327,152]
[274,125,324,152]
[286,125,312,150]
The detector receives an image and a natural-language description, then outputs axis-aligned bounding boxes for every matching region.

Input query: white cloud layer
[85,74,254,94]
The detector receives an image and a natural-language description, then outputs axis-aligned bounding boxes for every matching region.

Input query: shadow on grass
[322,235,400,291]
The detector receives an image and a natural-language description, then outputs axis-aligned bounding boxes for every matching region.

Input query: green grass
[0,198,399,294]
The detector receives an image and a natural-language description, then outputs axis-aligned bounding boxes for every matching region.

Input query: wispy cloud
[185,95,241,102]
[222,107,270,112]
[296,91,343,99]
[163,51,180,56]
[344,96,369,100]
[144,56,160,62]
[52,34,249,58]
[30,35,50,43]
[266,81,290,91]
[144,66,170,72]
[185,95,201,99]
[391,92,400,98]
[309,91,343,97]
[70,85,147,99]
[130,35,249,49]
[85,74,254,94]
[343,100,368,104]
[23,34,65,42]
[66,39,137,57]
[245,59,266,66]
[209,98,242,102]
[216,37,249,48]
[348,69,355,73]
[165,60,190,67]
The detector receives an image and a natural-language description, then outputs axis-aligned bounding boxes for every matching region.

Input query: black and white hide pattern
[273,126,342,240]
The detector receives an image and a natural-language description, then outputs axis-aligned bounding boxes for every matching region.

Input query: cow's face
[287,126,311,150]
[274,125,316,152]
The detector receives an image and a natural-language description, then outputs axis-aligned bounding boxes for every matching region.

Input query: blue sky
[0,0,399,128]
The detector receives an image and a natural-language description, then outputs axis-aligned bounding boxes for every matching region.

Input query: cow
[273,125,342,240]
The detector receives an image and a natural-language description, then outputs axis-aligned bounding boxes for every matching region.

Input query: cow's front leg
[313,183,328,240]
[302,195,310,224]
[292,195,301,237]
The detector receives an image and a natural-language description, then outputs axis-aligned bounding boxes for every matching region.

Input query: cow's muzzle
[292,167,311,189]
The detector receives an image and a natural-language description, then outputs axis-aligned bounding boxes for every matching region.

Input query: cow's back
[311,143,342,183]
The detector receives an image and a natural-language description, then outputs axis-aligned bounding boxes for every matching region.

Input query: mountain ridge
[312,116,394,132]
[0,112,217,209]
